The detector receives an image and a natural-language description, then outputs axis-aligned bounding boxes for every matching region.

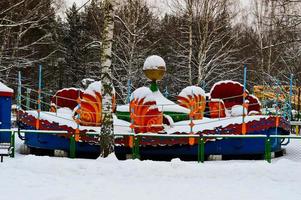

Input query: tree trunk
[100,0,115,157]
[187,0,193,85]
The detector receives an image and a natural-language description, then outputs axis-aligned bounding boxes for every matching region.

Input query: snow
[231,105,247,117]
[128,87,189,113]
[143,55,166,70]
[249,111,260,115]
[25,109,268,135]
[85,81,102,97]
[116,104,130,112]
[178,86,205,98]
[0,82,13,93]
[81,78,95,86]
[1,137,301,200]
[167,115,269,134]
[152,90,189,113]
[131,87,153,101]
[24,110,128,134]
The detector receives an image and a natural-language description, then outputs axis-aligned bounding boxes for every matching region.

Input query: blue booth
[0,82,13,143]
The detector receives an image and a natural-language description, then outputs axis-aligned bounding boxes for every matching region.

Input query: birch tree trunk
[187,0,193,85]
[100,0,115,157]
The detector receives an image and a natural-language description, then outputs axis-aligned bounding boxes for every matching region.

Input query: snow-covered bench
[0,143,12,162]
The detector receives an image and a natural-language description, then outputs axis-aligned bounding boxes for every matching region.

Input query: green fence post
[201,137,205,163]
[131,135,135,159]
[132,135,140,159]
[265,137,271,163]
[197,137,204,163]
[198,137,201,163]
[135,136,140,159]
[10,130,15,158]
[69,135,76,158]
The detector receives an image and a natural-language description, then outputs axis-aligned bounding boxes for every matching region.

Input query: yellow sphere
[143,55,166,81]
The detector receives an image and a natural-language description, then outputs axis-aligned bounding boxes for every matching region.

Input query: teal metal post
[17,72,22,144]
[289,74,293,121]
[243,64,247,123]
[26,88,31,110]
[276,81,280,136]
[126,79,132,104]
[37,64,42,129]
[17,72,22,111]
[164,86,169,98]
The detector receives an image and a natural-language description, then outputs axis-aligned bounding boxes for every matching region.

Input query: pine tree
[64,3,85,87]
[81,0,104,80]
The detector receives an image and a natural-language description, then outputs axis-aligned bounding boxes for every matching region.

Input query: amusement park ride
[0,55,295,161]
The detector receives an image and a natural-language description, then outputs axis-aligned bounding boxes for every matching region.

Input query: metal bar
[197,137,201,163]
[204,135,267,139]
[26,88,31,110]
[16,130,68,134]
[242,64,247,123]
[0,129,14,132]
[297,87,300,121]
[201,137,205,163]
[265,137,271,163]
[133,136,140,159]
[37,64,42,129]
[69,135,76,158]
[126,79,132,104]
[17,71,22,111]
[270,135,301,139]
[131,135,137,159]
[114,133,268,139]
[290,74,293,121]
[10,131,15,158]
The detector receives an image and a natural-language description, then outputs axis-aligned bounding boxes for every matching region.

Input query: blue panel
[0,96,12,143]
[20,123,100,154]
[115,128,285,160]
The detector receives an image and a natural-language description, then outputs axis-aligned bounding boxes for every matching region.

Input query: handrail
[0,129,15,158]
[113,133,301,163]
[17,130,68,134]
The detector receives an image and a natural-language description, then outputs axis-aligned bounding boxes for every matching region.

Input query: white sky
[61,0,252,19]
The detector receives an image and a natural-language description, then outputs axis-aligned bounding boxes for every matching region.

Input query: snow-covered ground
[1,138,301,200]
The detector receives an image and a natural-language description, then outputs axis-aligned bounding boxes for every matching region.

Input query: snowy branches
[0,0,56,82]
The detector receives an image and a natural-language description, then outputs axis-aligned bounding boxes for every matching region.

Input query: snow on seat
[0,143,11,162]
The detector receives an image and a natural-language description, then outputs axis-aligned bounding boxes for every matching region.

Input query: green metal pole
[69,135,76,158]
[201,137,205,163]
[132,135,140,159]
[198,137,201,163]
[265,137,271,163]
[198,137,205,163]
[135,136,140,159]
[150,81,158,92]
[10,131,15,158]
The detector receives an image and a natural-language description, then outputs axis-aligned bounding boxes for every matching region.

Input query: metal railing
[0,129,15,158]
[114,133,301,163]
[3,128,301,163]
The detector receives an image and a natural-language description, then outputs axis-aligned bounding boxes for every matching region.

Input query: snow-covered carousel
[16,55,289,160]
